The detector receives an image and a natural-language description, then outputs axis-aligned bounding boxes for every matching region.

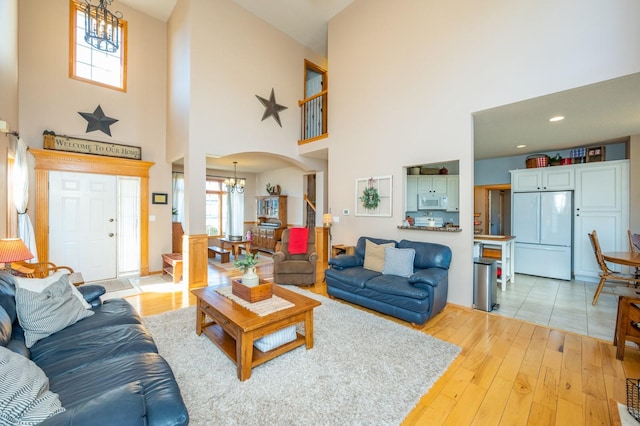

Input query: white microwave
[417,193,448,210]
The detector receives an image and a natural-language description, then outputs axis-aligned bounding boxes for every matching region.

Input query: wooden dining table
[602,251,640,267]
[218,238,252,260]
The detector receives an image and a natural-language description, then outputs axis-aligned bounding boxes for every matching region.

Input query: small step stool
[161,253,183,283]
[207,246,231,263]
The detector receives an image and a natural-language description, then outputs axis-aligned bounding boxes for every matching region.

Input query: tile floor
[491,273,640,342]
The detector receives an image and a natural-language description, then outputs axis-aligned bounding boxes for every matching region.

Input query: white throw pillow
[0,346,65,424]
[382,247,416,277]
[14,271,91,309]
[16,276,94,348]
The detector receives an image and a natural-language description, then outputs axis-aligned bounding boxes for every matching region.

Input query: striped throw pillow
[0,346,65,424]
[253,326,297,352]
[16,275,94,348]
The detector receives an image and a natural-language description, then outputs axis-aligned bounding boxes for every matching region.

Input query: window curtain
[13,138,38,261]
[172,172,184,225]
[227,190,244,239]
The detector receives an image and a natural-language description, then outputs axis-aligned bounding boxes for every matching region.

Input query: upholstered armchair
[273,228,317,286]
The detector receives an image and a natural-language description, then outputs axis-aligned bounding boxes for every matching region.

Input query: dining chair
[10,261,85,286]
[589,230,640,305]
[629,229,640,278]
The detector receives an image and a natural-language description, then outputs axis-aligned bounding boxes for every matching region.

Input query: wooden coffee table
[191,284,321,381]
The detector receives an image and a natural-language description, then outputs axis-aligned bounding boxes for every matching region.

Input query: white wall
[17,0,170,271]
[328,0,640,306]
[0,0,19,238]
[166,0,328,236]
[630,135,640,231]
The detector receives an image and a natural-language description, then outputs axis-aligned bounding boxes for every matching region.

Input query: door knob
[109,233,115,237]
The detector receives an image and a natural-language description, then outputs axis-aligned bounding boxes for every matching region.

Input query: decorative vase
[242,267,260,287]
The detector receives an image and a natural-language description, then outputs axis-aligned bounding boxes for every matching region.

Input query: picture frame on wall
[355,175,392,217]
[152,193,168,204]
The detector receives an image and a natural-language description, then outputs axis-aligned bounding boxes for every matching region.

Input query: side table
[331,244,355,257]
[161,253,183,283]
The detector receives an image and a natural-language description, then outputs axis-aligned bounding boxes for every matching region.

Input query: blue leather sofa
[0,271,189,425]
[325,237,451,325]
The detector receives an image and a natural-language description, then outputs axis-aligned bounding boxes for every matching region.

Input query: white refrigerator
[512,191,573,280]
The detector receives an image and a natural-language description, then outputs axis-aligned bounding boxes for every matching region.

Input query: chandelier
[84,0,123,53]
[224,162,246,193]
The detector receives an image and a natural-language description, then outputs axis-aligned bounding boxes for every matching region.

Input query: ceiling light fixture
[516,144,527,149]
[224,162,246,194]
[84,0,123,53]
[549,115,565,122]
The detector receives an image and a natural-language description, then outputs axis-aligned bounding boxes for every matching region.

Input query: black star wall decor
[78,105,118,136]
[255,88,287,127]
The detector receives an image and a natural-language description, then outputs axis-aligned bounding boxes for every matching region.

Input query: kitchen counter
[397,225,462,232]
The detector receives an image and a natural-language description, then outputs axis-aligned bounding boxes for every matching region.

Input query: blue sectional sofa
[0,271,188,425]
[325,237,452,325]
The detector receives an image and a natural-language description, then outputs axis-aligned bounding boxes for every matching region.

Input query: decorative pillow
[14,271,91,309]
[382,247,416,277]
[363,240,395,272]
[0,346,65,424]
[16,276,94,348]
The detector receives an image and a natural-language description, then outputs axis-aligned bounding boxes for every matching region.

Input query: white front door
[49,171,117,282]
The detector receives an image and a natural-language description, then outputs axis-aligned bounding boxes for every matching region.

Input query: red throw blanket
[288,228,309,255]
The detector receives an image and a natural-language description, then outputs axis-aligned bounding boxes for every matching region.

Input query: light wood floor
[127,261,639,425]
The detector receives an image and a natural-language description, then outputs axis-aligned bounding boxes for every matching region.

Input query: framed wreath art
[355,176,392,217]
[360,178,381,209]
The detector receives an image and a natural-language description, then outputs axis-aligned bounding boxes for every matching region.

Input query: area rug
[142,289,461,425]
[209,253,273,272]
[86,278,133,293]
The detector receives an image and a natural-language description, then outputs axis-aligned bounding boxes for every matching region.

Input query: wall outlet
[333,216,340,223]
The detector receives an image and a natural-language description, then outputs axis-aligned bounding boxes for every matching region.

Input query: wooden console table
[614,296,640,360]
[161,253,183,283]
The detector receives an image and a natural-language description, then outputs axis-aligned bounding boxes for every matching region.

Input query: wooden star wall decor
[78,105,118,136]
[255,88,287,127]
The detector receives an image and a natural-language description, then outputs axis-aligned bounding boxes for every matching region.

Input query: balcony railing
[298,90,328,144]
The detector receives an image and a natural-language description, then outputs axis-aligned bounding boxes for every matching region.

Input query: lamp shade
[322,213,333,227]
[0,238,34,263]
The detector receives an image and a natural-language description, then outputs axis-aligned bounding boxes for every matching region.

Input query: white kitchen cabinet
[406,175,418,212]
[574,162,625,211]
[446,175,459,212]
[511,167,574,192]
[573,211,624,279]
[573,160,629,281]
[417,176,447,194]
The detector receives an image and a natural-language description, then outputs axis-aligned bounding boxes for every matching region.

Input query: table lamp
[0,238,34,274]
[323,213,334,260]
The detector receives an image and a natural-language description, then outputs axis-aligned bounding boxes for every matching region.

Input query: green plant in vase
[234,253,260,287]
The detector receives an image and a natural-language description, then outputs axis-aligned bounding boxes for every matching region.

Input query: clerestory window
[69,0,128,91]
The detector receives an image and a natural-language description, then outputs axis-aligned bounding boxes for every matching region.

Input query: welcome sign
[43,132,142,160]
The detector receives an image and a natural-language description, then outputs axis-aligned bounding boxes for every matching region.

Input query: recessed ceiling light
[549,115,565,122]
[516,144,526,149]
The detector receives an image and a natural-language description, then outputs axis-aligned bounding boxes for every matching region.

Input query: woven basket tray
[525,154,549,168]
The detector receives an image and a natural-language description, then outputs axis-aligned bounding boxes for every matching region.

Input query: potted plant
[265,183,281,195]
[234,253,260,287]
